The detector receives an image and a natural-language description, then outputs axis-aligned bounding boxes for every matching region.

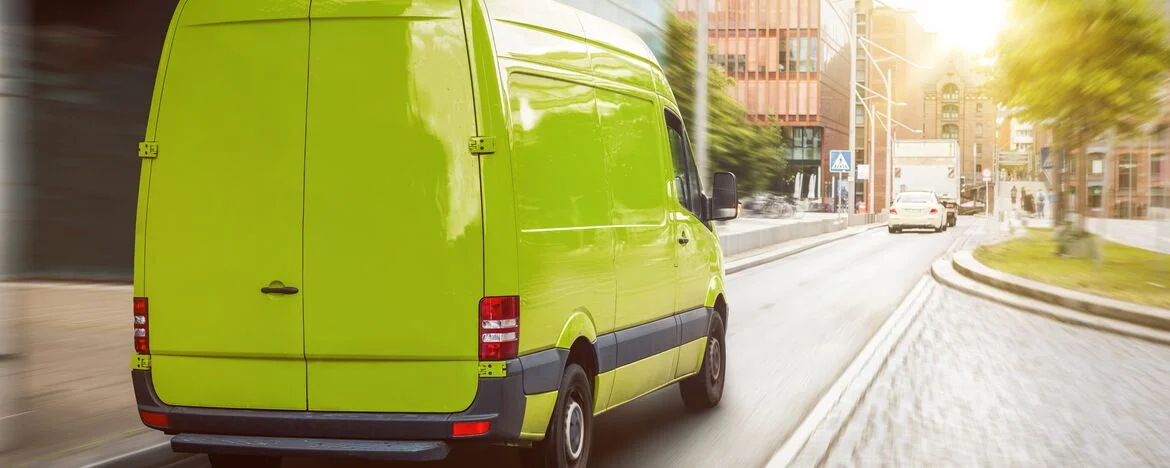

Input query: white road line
[765,275,935,468]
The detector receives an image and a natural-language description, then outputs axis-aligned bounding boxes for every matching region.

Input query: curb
[931,257,1170,347]
[725,224,884,275]
[951,250,1170,332]
[766,276,936,468]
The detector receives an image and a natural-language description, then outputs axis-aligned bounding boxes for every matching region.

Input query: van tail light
[930,208,939,214]
[133,297,149,354]
[139,410,169,430]
[889,207,897,214]
[479,296,519,361]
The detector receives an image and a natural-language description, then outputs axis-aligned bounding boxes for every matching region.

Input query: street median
[950,250,1170,333]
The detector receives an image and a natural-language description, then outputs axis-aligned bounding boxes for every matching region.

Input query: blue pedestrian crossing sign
[829,150,852,173]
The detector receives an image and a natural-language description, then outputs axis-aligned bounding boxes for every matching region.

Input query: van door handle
[261,286,299,295]
[678,235,690,245]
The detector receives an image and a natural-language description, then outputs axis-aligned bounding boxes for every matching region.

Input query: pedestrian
[1010,186,1018,208]
[1036,189,1046,219]
[1022,188,1032,214]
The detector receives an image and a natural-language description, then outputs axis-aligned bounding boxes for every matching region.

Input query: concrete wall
[720,214,886,257]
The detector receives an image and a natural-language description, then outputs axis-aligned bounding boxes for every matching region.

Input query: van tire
[679,313,726,411]
[523,363,593,468]
[208,454,281,468]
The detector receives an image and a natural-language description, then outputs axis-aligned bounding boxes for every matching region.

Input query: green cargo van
[130,1,739,466]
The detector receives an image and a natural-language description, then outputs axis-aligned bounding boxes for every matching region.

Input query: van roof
[498,0,663,73]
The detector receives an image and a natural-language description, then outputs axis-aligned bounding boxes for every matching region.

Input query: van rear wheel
[679,313,726,411]
[523,363,593,468]
[208,454,281,468]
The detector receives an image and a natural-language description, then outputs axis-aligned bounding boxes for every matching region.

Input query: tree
[992,0,1170,227]
[664,15,786,195]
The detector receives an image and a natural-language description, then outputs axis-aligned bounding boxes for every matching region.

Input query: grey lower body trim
[597,307,714,373]
[517,348,568,394]
[171,434,449,461]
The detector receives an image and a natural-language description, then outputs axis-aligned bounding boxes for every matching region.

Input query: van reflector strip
[452,420,491,437]
[139,410,169,429]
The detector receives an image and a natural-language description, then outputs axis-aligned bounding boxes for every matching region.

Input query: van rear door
[302,0,484,413]
[143,1,311,410]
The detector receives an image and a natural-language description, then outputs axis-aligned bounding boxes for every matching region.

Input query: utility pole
[847,0,858,214]
[885,67,893,210]
[694,0,709,187]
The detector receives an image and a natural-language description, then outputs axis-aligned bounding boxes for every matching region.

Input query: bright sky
[880,0,1009,53]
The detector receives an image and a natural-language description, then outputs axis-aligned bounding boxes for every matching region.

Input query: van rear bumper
[171,434,450,461]
[132,352,566,458]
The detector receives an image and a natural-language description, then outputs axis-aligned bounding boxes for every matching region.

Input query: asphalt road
[166,219,975,468]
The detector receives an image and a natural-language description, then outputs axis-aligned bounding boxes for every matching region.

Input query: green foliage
[992,0,1170,141]
[664,15,786,194]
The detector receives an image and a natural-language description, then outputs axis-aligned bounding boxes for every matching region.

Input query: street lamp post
[694,0,709,186]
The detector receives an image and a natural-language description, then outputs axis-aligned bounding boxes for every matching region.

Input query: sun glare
[887,0,1009,53]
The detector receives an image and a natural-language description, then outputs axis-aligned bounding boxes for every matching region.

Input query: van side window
[664,110,702,216]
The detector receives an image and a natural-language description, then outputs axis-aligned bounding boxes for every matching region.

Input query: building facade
[856,3,933,210]
[677,0,854,203]
[922,55,998,186]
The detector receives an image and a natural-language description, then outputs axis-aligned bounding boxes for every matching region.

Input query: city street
[163,218,975,468]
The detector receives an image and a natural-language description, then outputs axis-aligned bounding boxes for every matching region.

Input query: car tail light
[452,420,491,437]
[134,297,149,354]
[139,410,169,429]
[889,207,897,214]
[930,208,939,214]
[479,296,519,361]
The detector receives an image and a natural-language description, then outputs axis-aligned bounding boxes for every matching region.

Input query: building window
[941,104,959,120]
[942,84,959,101]
[788,36,818,73]
[1090,186,1104,208]
[1153,154,1165,185]
[784,126,822,161]
[855,105,866,124]
[975,123,984,138]
[1119,153,1136,191]
[942,124,959,140]
[976,143,984,155]
[778,40,787,72]
[1091,153,1105,174]
[976,103,984,114]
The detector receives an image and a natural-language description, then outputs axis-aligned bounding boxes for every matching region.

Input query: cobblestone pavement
[820,286,1170,467]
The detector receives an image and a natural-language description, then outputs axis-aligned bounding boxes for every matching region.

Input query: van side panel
[302,0,483,413]
[504,70,618,352]
[488,2,619,351]
[589,55,675,332]
[144,0,311,410]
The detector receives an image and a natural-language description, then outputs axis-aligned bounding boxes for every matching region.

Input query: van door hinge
[478,361,507,378]
[468,136,497,155]
[138,141,159,159]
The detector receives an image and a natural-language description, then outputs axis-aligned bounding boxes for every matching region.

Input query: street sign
[857,164,870,180]
[982,168,992,182]
[829,150,852,173]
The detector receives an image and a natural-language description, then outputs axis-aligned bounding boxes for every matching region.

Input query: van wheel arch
[566,338,598,395]
[714,294,728,328]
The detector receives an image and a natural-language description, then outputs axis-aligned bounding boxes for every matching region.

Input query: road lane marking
[765,276,935,468]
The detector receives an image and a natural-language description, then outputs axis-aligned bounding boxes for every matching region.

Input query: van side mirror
[709,172,738,221]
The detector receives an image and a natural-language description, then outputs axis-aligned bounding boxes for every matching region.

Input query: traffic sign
[982,168,992,182]
[829,150,852,173]
[857,164,870,180]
